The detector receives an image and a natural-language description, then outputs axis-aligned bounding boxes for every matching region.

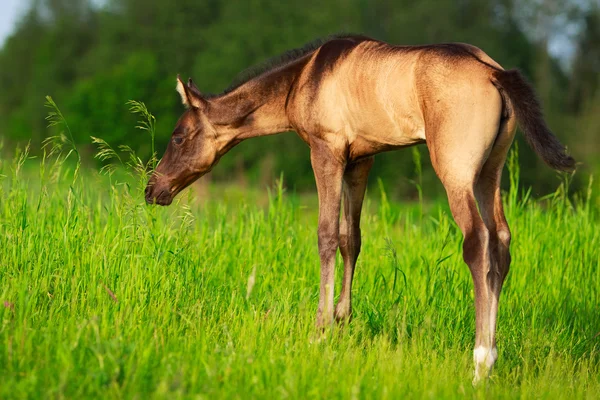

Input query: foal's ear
[187,78,202,97]
[176,75,206,109]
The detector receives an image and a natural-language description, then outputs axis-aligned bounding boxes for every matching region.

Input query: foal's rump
[413,47,507,182]
[412,43,574,180]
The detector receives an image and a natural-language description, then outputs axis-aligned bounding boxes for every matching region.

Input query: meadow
[1,103,599,399]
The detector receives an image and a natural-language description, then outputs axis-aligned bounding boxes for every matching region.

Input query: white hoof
[472,346,497,385]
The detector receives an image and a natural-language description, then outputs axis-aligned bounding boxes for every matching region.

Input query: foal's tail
[492,69,576,172]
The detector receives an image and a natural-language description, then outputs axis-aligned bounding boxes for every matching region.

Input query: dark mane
[205,34,370,98]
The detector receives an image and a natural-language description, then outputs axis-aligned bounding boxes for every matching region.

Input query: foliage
[0,0,598,199]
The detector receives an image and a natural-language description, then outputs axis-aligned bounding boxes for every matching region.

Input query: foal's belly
[347,127,425,160]
[343,107,426,160]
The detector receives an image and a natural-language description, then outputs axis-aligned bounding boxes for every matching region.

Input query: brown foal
[145,35,575,382]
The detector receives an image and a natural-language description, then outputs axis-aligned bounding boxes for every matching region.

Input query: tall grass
[0,102,598,399]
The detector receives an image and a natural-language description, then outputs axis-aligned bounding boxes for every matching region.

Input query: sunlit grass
[0,103,598,398]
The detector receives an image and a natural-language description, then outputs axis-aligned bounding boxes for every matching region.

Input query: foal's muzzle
[144,180,173,206]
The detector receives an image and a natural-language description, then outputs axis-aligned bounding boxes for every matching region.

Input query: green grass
[1,150,599,399]
[1,101,599,398]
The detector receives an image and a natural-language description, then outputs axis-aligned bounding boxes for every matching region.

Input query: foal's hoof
[311,319,333,343]
[334,302,352,324]
[315,312,334,332]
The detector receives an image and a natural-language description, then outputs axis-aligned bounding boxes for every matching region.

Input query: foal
[145,35,575,382]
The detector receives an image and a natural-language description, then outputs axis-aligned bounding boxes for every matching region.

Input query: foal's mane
[205,33,369,98]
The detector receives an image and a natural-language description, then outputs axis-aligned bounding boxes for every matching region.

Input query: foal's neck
[206,56,310,147]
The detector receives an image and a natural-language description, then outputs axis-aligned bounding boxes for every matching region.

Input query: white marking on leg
[473,346,498,384]
[474,346,498,367]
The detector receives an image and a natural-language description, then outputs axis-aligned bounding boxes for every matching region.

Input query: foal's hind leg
[473,118,517,381]
[473,177,510,379]
[424,78,505,383]
[442,180,496,382]
[335,157,373,322]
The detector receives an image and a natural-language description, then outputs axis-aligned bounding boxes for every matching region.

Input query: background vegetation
[1,2,599,396]
[0,0,598,199]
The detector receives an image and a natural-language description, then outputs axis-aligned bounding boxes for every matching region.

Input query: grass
[0,103,599,399]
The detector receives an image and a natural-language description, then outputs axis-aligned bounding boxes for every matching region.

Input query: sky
[0,0,24,46]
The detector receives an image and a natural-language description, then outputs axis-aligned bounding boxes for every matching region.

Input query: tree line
[0,0,598,198]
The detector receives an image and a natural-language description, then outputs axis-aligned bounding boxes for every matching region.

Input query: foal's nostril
[144,185,155,204]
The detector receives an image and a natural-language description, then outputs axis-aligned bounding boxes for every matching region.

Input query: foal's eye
[173,137,184,145]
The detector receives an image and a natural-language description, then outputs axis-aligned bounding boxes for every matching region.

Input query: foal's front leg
[310,144,345,329]
[335,157,373,322]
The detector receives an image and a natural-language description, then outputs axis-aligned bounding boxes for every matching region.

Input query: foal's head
[145,76,218,205]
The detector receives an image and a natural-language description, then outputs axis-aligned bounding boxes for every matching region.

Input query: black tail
[492,69,575,172]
